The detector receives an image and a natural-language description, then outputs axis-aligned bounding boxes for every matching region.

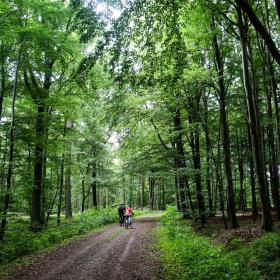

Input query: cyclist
[125,204,134,228]
[118,203,126,226]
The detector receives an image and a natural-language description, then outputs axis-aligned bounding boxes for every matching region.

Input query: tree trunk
[30,105,46,231]
[0,139,8,191]
[173,109,189,218]
[24,59,52,231]
[189,112,206,225]
[0,42,5,121]
[65,121,72,218]
[266,86,280,220]
[57,154,64,226]
[157,180,161,211]
[212,17,238,228]
[162,179,166,210]
[129,178,133,205]
[40,154,47,224]
[149,177,155,210]
[81,178,85,213]
[203,95,214,216]
[91,161,97,208]
[237,135,245,212]
[45,163,59,227]
[216,137,228,229]
[235,0,280,66]
[174,175,181,211]
[141,174,145,210]
[237,5,273,231]
[0,47,21,240]
[275,0,280,21]
[247,125,258,221]
[267,56,280,156]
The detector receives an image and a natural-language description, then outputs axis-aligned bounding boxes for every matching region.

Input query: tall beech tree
[236,4,273,231]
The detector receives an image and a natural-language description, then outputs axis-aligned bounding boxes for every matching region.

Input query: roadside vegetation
[0,208,151,270]
[0,208,118,268]
[158,208,280,280]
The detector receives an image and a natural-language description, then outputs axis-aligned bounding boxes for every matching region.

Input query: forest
[1,0,280,279]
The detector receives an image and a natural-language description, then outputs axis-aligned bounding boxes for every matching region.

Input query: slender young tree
[0,45,22,240]
[212,16,238,228]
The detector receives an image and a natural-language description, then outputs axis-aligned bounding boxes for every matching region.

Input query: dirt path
[4,216,163,280]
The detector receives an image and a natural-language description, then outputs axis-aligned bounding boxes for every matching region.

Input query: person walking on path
[118,203,126,226]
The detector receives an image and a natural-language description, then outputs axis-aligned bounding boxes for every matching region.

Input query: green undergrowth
[135,210,163,217]
[0,208,119,266]
[158,207,280,280]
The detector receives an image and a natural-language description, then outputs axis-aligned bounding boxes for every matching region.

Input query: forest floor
[192,211,280,246]
[2,215,163,280]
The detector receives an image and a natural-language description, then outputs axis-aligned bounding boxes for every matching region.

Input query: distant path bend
[5,216,162,280]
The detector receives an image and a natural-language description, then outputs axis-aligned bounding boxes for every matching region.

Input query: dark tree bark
[189,98,206,225]
[162,179,166,210]
[57,155,65,225]
[265,79,280,220]
[212,17,238,228]
[237,135,245,212]
[267,56,280,156]
[149,177,155,210]
[237,5,273,231]
[247,125,258,221]
[213,131,228,229]
[173,108,193,218]
[157,179,161,211]
[40,154,47,224]
[141,174,145,210]
[174,175,181,211]
[129,178,133,205]
[81,178,85,212]
[65,120,73,218]
[0,42,6,121]
[275,0,280,21]
[247,39,260,222]
[0,139,8,190]
[45,163,59,227]
[91,161,97,208]
[30,104,46,230]
[24,58,53,231]
[235,0,280,66]
[203,95,214,216]
[216,133,228,229]
[0,47,21,241]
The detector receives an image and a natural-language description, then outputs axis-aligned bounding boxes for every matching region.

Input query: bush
[0,208,118,264]
[158,207,280,280]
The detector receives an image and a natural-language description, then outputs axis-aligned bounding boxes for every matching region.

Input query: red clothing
[125,207,133,216]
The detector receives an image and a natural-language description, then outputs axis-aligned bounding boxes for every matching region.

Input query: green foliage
[246,233,280,280]
[158,208,280,280]
[0,208,118,264]
[227,238,243,251]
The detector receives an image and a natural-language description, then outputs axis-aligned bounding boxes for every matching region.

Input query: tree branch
[150,118,170,151]
[235,0,280,66]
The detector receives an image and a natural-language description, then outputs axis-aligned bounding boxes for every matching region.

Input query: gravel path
[4,216,163,280]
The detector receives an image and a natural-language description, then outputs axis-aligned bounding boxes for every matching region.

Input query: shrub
[158,207,280,280]
[0,208,119,264]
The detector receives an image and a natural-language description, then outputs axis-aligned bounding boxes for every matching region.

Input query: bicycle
[124,215,132,229]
